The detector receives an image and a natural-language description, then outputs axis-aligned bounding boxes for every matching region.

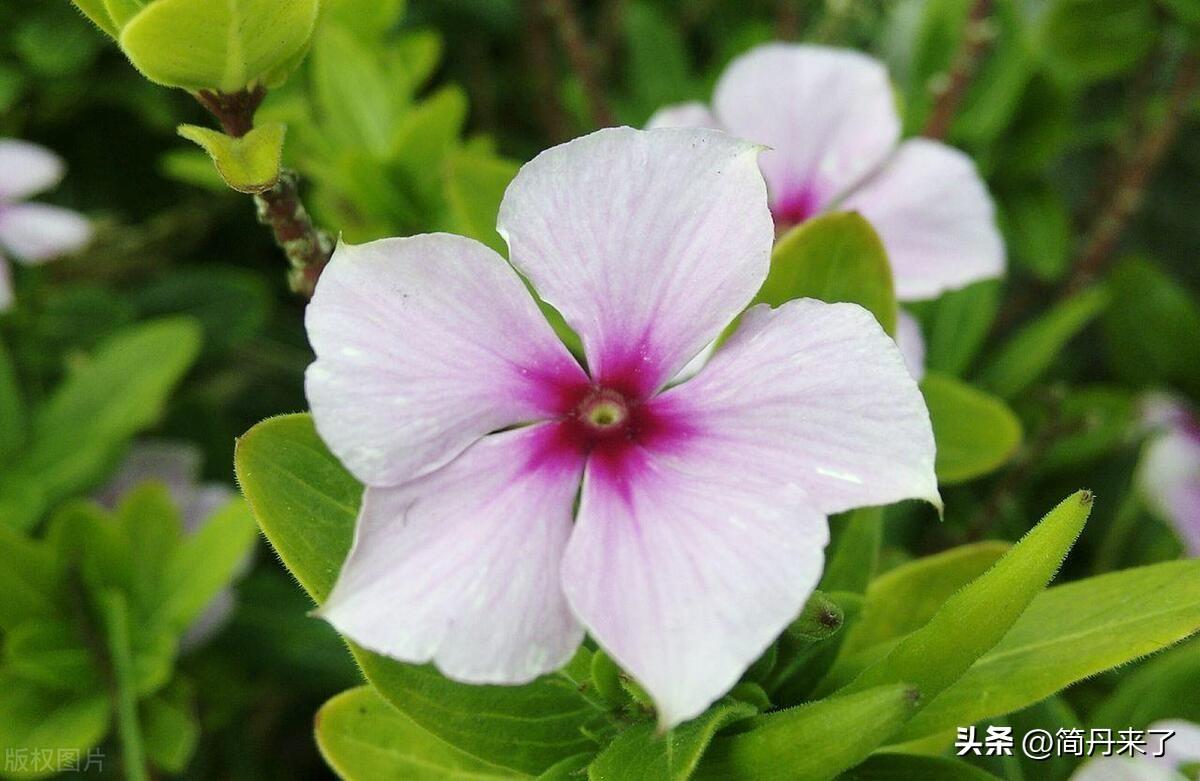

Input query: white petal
[321,425,586,684]
[306,233,587,487]
[1137,421,1200,556]
[840,139,1004,301]
[0,256,11,312]
[646,101,720,130]
[0,139,65,201]
[497,127,773,397]
[895,309,927,380]
[661,299,940,515]
[0,203,92,263]
[562,427,828,727]
[713,43,900,212]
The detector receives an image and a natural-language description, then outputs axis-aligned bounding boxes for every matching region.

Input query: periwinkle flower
[306,127,938,727]
[650,43,1006,378]
[1137,396,1200,556]
[0,140,93,310]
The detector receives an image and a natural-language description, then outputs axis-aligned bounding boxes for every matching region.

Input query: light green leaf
[141,685,199,774]
[922,373,1023,484]
[444,150,519,256]
[758,212,897,335]
[311,23,395,155]
[590,700,755,781]
[978,286,1109,399]
[0,525,60,632]
[899,559,1200,740]
[840,542,1011,658]
[391,86,469,202]
[844,491,1093,703]
[235,414,605,774]
[321,0,405,40]
[115,483,184,609]
[316,686,526,780]
[158,498,256,633]
[72,0,121,38]
[119,0,319,91]
[694,684,921,781]
[4,619,100,693]
[177,123,285,194]
[97,590,149,781]
[0,673,109,781]
[1090,639,1200,728]
[842,752,1001,780]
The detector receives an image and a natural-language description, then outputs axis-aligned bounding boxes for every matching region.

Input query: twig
[195,88,333,298]
[921,0,995,140]
[1066,52,1199,294]
[522,0,572,143]
[543,0,617,129]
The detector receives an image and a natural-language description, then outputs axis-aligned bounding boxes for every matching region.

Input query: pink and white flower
[305,127,938,727]
[0,140,93,311]
[649,43,1006,378]
[1137,395,1200,556]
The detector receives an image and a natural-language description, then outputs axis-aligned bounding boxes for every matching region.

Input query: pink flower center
[772,181,826,231]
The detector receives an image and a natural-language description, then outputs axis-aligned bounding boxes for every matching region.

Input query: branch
[921,0,995,140]
[543,0,617,129]
[195,87,333,298]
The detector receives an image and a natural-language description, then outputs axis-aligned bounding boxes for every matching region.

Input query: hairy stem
[921,0,995,140]
[194,87,333,298]
[543,0,617,129]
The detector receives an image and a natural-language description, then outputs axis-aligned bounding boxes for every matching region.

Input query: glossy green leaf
[444,150,519,256]
[842,752,1001,780]
[922,372,1023,484]
[978,286,1108,399]
[235,413,605,774]
[1040,0,1158,83]
[589,700,755,781]
[899,559,1200,740]
[694,684,921,781]
[840,542,1010,657]
[118,0,319,91]
[757,212,898,335]
[0,672,109,781]
[316,686,526,780]
[177,123,285,194]
[844,491,1093,702]
[0,318,201,531]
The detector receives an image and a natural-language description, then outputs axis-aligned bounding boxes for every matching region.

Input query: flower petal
[306,233,587,486]
[321,425,586,684]
[0,256,11,312]
[645,101,719,130]
[497,127,773,397]
[1137,423,1200,556]
[0,203,92,263]
[0,140,65,201]
[712,43,900,212]
[661,299,940,515]
[840,139,1004,301]
[562,428,828,727]
[895,309,927,380]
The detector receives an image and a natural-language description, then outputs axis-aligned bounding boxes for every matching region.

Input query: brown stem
[523,0,572,142]
[543,0,617,129]
[921,0,995,140]
[1067,52,1199,294]
[194,87,333,298]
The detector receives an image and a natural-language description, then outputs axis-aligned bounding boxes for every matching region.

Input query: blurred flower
[1136,395,1200,556]
[1072,720,1200,780]
[649,43,1007,378]
[0,139,93,310]
[305,127,938,727]
[98,440,248,649]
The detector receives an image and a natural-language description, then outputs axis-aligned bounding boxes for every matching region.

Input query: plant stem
[1066,52,1199,294]
[543,0,617,129]
[194,87,333,298]
[522,0,572,143]
[99,591,150,781]
[921,0,995,140]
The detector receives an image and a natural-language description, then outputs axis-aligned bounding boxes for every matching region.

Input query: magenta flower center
[772,181,826,231]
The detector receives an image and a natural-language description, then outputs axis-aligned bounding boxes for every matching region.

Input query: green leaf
[4,619,101,692]
[1090,639,1200,728]
[72,0,121,38]
[133,265,273,354]
[141,684,199,774]
[118,0,319,91]
[1039,0,1158,83]
[844,491,1093,704]
[840,542,1011,658]
[820,508,883,595]
[97,590,149,781]
[899,558,1200,740]
[0,672,109,781]
[1002,186,1071,282]
[1103,257,1200,398]
[842,752,1001,780]
[177,123,285,194]
[316,686,526,780]
[115,483,184,610]
[758,212,897,335]
[916,280,1001,377]
[0,336,24,463]
[158,497,257,633]
[589,700,755,781]
[623,1,695,118]
[444,150,519,256]
[0,525,61,631]
[977,286,1109,399]
[694,684,921,781]
[321,0,405,40]
[235,414,605,774]
[0,318,201,531]
[922,373,1023,484]
[311,23,395,156]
